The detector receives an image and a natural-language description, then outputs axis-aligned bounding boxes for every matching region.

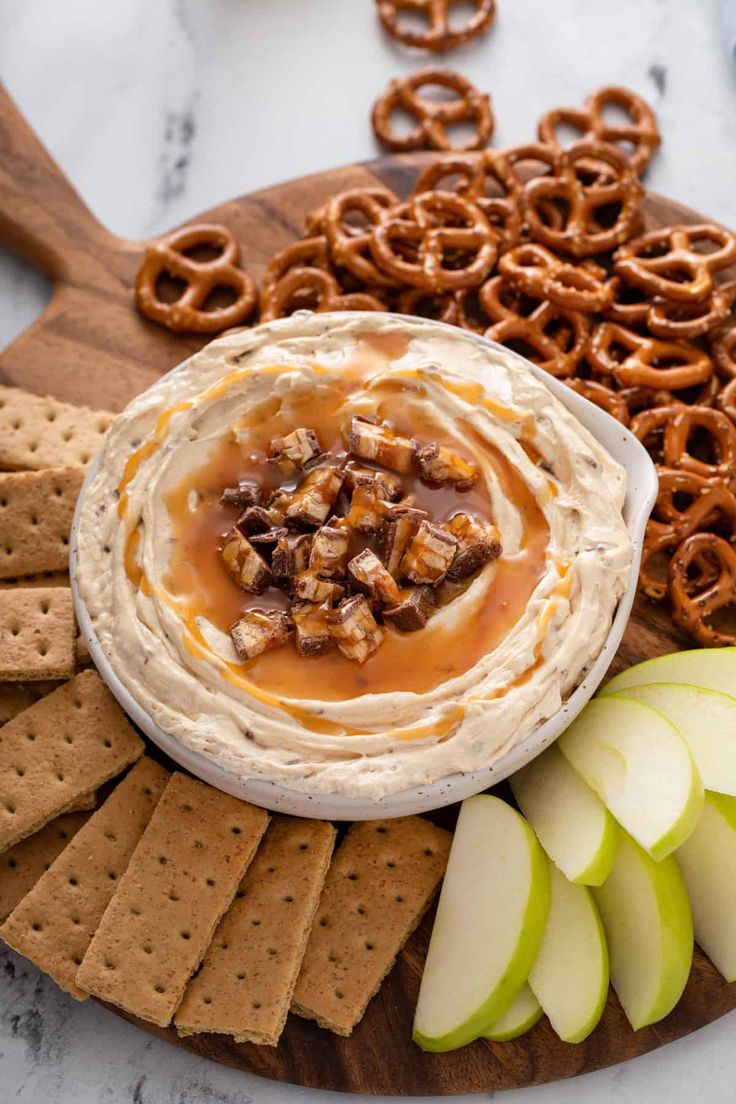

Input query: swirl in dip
[75,313,632,798]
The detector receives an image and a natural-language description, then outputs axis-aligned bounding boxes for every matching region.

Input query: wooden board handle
[0,82,118,281]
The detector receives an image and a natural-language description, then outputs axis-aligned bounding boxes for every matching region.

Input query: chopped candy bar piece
[445,513,502,580]
[231,609,293,660]
[415,443,479,491]
[249,525,288,551]
[327,596,384,664]
[220,480,261,509]
[282,467,345,528]
[272,532,313,579]
[401,521,458,586]
[383,586,437,632]
[292,572,345,604]
[376,505,428,578]
[347,417,416,474]
[347,549,401,606]
[269,427,322,475]
[344,464,403,501]
[343,484,388,534]
[291,601,335,657]
[236,504,282,535]
[309,525,350,577]
[221,530,272,593]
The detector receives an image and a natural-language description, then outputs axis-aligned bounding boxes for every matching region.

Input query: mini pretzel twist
[260,237,332,302]
[325,188,400,288]
[587,322,713,391]
[396,288,489,332]
[710,322,736,380]
[135,224,257,333]
[631,403,736,485]
[717,377,736,422]
[614,224,736,304]
[522,140,644,257]
[372,69,494,153]
[259,267,386,323]
[563,378,630,424]
[498,242,614,312]
[669,532,736,646]
[375,0,496,52]
[412,151,523,249]
[618,375,719,417]
[605,276,735,340]
[370,190,498,290]
[484,300,590,379]
[538,86,661,175]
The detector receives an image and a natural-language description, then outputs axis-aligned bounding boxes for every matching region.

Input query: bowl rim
[70,312,658,819]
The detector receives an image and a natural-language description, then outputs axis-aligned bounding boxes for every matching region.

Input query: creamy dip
[76,312,632,798]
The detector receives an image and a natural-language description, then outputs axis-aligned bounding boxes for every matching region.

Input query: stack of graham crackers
[0,384,453,1045]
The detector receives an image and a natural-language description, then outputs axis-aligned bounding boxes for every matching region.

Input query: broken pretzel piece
[231,609,293,660]
[309,525,350,577]
[415,443,479,490]
[291,601,335,657]
[292,571,345,605]
[445,513,502,579]
[269,427,322,476]
[271,532,313,580]
[327,595,385,664]
[377,504,428,578]
[383,586,437,632]
[221,530,272,593]
[347,548,401,607]
[348,416,416,474]
[401,521,458,585]
[277,466,345,528]
[220,479,261,509]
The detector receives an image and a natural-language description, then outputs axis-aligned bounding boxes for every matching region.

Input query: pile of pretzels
[134,84,736,648]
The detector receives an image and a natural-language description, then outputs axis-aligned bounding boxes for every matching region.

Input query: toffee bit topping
[309,525,350,577]
[327,595,384,664]
[445,513,502,580]
[377,505,428,578]
[292,571,345,604]
[401,521,458,586]
[269,427,322,475]
[271,532,313,579]
[221,479,261,509]
[230,609,293,660]
[291,601,335,657]
[280,466,345,528]
[347,549,401,607]
[415,443,479,491]
[221,530,272,593]
[383,586,437,632]
[348,416,416,474]
[236,504,282,536]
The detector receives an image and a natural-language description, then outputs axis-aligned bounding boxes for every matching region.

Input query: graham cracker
[0,572,70,589]
[0,810,91,923]
[175,816,336,1046]
[75,772,269,1026]
[0,385,112,472]
[62,790,98,814]
[0,466,84,579]
[0,669,144,852]
[292,816,451,1036]
[0,587,75,680]
[0,680,61,725]
[0,757,169,998]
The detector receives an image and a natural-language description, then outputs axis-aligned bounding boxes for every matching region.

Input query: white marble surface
[2,0,736,1100]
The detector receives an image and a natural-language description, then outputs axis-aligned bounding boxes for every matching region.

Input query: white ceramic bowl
[71,316,658,820]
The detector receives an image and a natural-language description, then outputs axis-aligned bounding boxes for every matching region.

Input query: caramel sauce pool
[161,355,549,702]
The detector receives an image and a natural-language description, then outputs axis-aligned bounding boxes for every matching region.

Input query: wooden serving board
[1,82,733,1096]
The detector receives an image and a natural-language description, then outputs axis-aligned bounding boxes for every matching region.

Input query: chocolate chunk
[327,595,384,664]
[400,521,458,585]
[249,525,288,549]
[281,466,345,528]
[343,484,389,534]
[344,464,403,501]
[272,532,313,579]
[230,609,293,660]
[236,504,281,536]
[291,601,335,657]
[376,504,428,578]
[221,530,272,593]
[415,442,479,491]
[220,480,261,509]
[383,586,437,632]
[309,524,350,577]
[269,427,322,475]
[292,571,345,604]
[445,513,502,580]
[347,416,416,474]
[347,548,401,607]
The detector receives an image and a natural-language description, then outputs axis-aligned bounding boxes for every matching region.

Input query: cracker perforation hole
[181,931,191,940]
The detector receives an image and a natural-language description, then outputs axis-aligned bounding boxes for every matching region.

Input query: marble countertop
[1,0,736,1100]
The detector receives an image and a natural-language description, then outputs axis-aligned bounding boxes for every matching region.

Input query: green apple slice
[592,831,693,1030]
[482,984,543,1041]
[612,683,736,798]
[528,860,609,1043]
[413,795,550,1052]
[511,744,619,886]
[676,791,736,982]
[601,648,736,697]
[558,697,703,860]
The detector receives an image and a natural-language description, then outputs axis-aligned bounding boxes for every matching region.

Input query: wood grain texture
[1,79,734,1094]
